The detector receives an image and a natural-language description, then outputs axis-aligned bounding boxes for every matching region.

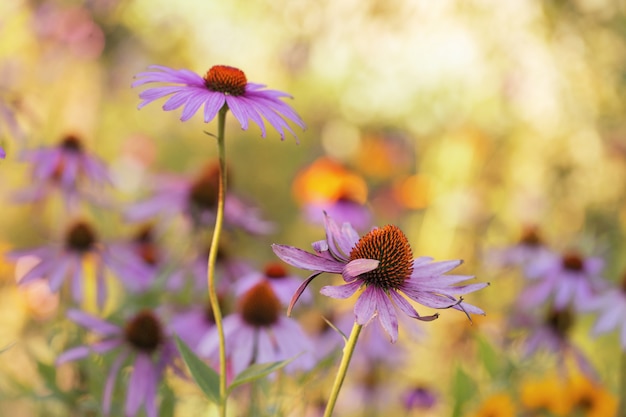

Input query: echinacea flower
[57,309,181,417]
[485,226,553,273]
[132,64,305,140]
[15,134,111,209]
[403,385,437,411]
[272,214,488,343]
[0,146,5,159]
[126,162,273,234]
[8,220,151,308]
[198,281,315,377]
[520,250,604,311]
[236,262,312,306]
[512,307,597,379]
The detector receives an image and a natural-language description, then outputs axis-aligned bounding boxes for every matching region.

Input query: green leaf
[476,335,500,377]
[228,358,295,394]
[174,336,221,405]
[450,364,476,417]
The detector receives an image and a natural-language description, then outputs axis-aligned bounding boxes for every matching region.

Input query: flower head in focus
[57,309,181,417]
[272,213,488,342]
[132,65,305,140]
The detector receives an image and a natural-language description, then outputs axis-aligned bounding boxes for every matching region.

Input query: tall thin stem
[207,107,228,417]
[619,349,626,417]
[323,322,363,417]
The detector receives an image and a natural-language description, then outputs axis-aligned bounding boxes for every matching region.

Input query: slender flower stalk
[616,350,626,417]
[323,322,363,417]
[207,107,228,417]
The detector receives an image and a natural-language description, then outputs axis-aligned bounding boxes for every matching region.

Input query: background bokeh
[1,0,625,416]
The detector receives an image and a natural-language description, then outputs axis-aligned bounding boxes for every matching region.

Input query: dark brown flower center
[239,281,281,327]
[65,222,97,253]
[562,252,584,271]
[264,262,287,280]
[124,310,164,353]
[188,163,221,212]
[546,308,573,338]
[349,225,414,290]
[204,65,247,96]
[59,134,84,153]
[519,226,542,247]
[133,225,158,265]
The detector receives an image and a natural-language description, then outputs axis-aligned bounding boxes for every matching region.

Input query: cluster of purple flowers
[4,62,490,417]
[491,226,626,378]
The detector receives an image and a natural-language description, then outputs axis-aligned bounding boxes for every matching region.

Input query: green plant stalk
[323,322,363,417]
[619,349,626,417]
[207,107,229,417]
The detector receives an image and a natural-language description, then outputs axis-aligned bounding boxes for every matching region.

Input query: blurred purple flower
[132,65,305,140]
[15,134,111,209]
[272,213,488,342]
[403,385,437,410]
[520,250,604,311]
[126,163,273,234]
[0,146,5,159]
[57,309,181,417]
[485,226,553,274]
[236,262,312,306]
[198,281,315,377]
[512,307,597,379]
[8,220,150,308]
[587,273,626,349]
[304,199,372,232]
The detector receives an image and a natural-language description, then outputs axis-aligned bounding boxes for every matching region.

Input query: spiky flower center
[239,281,281,327]
[546,308,573,338]
[65,222,97,253]
[124,310,164,353]
[188,163,220,211]
[562,252,584,271]
[59,134,84,153]
[264,262,287,280]
[349,225,414,290]
[204,65,247,96]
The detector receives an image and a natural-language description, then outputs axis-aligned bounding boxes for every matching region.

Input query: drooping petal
[126,353,152,417]
[103,349,129,416]
[373,289,399,343]
[271,244,344,273]
[353,286,377,326]
[320,280,361,299]
[287,271,322,316]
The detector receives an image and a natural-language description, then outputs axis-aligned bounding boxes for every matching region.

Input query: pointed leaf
[228,358,295,393]
[450,364,476,417]
[174,336,221,405]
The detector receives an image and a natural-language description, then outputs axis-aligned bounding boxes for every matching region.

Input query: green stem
[207,107,228,417]
[619,350,626,417]
[323,322,363,417]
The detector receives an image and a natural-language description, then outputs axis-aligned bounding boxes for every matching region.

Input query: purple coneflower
[403,385,438,410]
[0,145,5,159]
[132,64,305,140]
[236,262,312,306]
[485,226,553,273]
[126,162,273,234]
[57,309,181,417]
[198,281,315,378]
[8,220,150,308]
[520,250,604,311]
[16,134,111,208]
[272,214,487,343]
[513,307,597,379]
